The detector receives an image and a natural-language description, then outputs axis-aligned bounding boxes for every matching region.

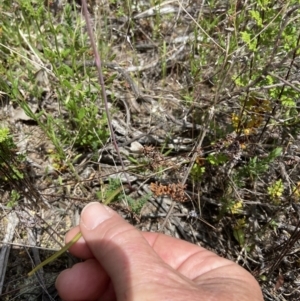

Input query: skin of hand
[55,202,263,301]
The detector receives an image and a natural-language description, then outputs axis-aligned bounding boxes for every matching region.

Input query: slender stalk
[28,232,82,277]
[81,0,132,188]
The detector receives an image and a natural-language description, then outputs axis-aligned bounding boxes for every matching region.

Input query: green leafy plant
[100,177,151,214]
[207,153,228,166]
[240,147,282,181]
[0,127,11,144]
[190,163,205,182]
[2,1,110,159]
[127,193,151,215]
[99,178,123,204]
[7,190,20,208]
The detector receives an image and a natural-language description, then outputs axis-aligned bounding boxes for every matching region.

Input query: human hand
[55,202,263,301]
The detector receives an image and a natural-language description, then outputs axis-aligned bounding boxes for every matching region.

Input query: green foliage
[240,147,282,181]
[97,178,123,204]
[190,163,205,182]
[98,177,150,214]
[249,10,263,27]
[207,153,228,166]
[240,31,257,52]
[63,83,109,150]
[127,193,151,215]
[19,0,45,20]
[7,190,20,208]
[230,0,300,126]
[0,127,24,181]
[0,128,10,144]
[1,0,109,159]
[190,152,230,184]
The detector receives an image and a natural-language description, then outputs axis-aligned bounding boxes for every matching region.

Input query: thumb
[79,202,169,300]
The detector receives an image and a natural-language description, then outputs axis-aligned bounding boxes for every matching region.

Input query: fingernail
[81,202,113,230]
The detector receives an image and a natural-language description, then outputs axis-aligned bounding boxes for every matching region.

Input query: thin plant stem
[81,0,132,188]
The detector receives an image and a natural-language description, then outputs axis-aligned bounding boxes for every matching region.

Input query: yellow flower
[231,200,243,214]
[243,128,252,135]
[232,113,240,129]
